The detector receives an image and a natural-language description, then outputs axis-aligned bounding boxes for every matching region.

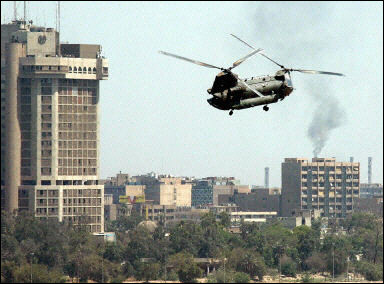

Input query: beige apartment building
[1,20,108,232]
[145,177,192,206]
[281,158,360,218]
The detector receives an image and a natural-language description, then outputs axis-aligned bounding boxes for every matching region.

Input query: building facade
[359,183,383,199]
[281,158,360,218]
[233,188,280,213]
[145,181,192,207]
[1,20,108,232]
[192,179,213,207]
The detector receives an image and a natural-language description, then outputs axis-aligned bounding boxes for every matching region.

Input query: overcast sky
[2,1,383,187]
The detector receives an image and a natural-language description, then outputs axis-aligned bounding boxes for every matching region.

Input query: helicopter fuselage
[207,71,294,111]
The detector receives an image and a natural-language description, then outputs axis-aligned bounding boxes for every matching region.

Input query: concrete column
[5,43,25,213]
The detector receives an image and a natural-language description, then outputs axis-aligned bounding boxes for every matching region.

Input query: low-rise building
[233,188,280,213]
[359,183,383,199]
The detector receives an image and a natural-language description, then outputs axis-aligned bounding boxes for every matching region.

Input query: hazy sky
[2,1,383,187]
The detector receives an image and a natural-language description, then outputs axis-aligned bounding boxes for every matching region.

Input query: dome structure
[137,220,157,233]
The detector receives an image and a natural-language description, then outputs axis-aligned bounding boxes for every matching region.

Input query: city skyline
[1,1,383,187]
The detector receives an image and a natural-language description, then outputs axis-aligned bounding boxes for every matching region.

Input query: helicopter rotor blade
[290,69,345,76]
[230,48,264,70]
[238,78,264,97]
[159,51,224,70]
[230,34,284,68]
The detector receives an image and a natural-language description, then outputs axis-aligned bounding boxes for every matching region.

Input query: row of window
[302,166,359,171]
[59,141,97,148]
[58,150,97,157]
[302,174,359,179]
[302,190,359,195]
[58,131,97,140]
[303,197,353,202]
[59,87,97,96]
[58,96,97,105]
[58,105,96,113]
[68,66,97,74]
[58,168,97,175]
[302,182,359,187]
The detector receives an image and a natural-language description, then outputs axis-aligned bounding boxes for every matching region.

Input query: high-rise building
[1,20,108,232]
[281,158,360,218]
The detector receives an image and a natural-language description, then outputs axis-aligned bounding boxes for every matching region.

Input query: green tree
[106,212,144,233]
[293,225,318,269]
[219,211,231,228]
[14,263,66,283]
[280,255,297,277]
[168,252,202,283]
[322,234,352,276]
[228,247,266,280]
[355,260,383,281]
[304,252,327,273]
[233,271,251,283]
[142,263,161,282]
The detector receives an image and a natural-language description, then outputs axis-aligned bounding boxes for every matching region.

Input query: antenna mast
[24,1,26,23]
[58,1,60,33]
[14,1,17,21]
[55,1,58,31]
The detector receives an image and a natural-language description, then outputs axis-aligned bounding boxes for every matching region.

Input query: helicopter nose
[285,87,294,96]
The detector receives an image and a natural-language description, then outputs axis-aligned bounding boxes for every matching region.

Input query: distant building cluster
[101,156,382,230]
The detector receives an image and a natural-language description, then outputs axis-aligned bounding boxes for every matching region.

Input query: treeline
[1,211,383,283]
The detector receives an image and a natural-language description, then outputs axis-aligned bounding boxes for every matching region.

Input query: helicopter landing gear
[263,105,269,111]
[229,110,234,116]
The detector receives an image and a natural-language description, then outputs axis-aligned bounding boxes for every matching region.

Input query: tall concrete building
[281,158,360,218]
[1,20,108,232]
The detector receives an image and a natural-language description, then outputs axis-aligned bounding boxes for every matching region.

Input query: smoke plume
[307,93,345,157]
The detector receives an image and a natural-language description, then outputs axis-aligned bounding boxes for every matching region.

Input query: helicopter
[159,34,344,116]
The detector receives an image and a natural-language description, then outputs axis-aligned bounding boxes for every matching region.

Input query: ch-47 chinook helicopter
[159,34,344,116]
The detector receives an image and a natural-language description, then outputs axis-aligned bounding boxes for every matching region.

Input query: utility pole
[223,257,227,283]
[30,252,34,283]
[332,242,335,282]
[346,256,349,282]
[279,252,281,283]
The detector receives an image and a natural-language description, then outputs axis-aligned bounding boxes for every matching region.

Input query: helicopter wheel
[229,110,234,116]
[263,105,269,111]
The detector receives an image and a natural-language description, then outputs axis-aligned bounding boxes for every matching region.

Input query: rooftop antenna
[58,1,60,33]
[55,1,58,31]
[14,1,17,21]
[24,1,26,23]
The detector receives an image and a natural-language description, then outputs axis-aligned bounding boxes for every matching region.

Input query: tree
[304,252,327,273]
[106,213,144,233]
[280,255,297,277]
[355,260,383,281]
[233,271,251,283]
[228,248,266,280]
[219,211,231,228]
[293,225,318,269]
[14,263,66,283]
[322,234,352,276]
[168,252,202,283]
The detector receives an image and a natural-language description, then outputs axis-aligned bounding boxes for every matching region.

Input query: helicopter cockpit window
[285,73,293,87]
[275,75,285,81]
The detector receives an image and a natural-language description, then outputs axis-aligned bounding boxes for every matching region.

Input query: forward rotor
[159,47,263,73]
[230,34,345,77]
